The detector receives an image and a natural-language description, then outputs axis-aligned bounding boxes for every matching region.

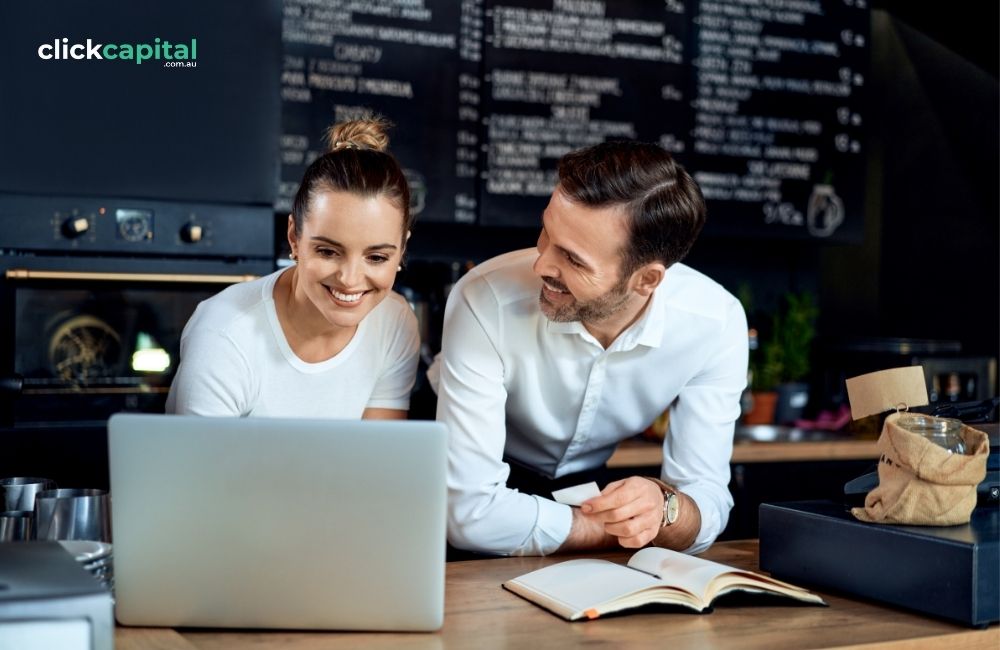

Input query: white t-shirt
[431,249,748,556]
[166,268,420,418]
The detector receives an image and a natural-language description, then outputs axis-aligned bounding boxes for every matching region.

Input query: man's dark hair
[557,140,706,275]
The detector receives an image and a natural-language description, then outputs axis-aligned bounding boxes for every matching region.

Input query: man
[432,140,748,555]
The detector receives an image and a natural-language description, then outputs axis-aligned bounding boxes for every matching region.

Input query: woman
[166,117,419,419]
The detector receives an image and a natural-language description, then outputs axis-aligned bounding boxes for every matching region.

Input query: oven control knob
[61,216,90,238]
[180,223,203,243]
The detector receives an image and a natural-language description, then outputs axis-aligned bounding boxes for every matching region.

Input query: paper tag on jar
[846,366,929,420]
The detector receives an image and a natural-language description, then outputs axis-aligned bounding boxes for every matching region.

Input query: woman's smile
[325,284,371,306]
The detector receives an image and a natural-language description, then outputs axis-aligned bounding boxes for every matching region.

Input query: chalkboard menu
[279,0,482,223]
[279,0,868,241]
[687,0,868,240]
[479,1,690,227]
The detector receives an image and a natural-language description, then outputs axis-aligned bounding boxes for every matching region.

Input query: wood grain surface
[115,540,998,650]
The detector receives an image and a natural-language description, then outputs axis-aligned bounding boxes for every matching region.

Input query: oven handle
[4,269,259,283]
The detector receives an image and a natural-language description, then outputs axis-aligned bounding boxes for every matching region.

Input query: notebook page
[627,547,730,601]
[506,559,660,615]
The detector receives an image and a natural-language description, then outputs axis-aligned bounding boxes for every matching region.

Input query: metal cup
[0,510,34,541]
[0,477,56,511]
[34,488,111,543]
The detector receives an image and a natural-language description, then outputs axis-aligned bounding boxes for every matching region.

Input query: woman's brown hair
[290,116,412,239]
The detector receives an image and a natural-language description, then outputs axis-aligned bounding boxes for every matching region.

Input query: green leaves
[748,291,818,390]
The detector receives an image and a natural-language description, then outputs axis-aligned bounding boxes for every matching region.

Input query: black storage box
[759,500,999,627]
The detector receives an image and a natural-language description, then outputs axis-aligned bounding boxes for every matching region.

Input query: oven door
[1,269,257,427]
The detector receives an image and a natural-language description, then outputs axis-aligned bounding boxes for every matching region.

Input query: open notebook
[504,546,825,621]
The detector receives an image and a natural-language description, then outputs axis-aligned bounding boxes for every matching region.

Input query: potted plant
[741,290,818,425]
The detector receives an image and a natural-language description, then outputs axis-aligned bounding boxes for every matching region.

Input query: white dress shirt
[432,249,748,556]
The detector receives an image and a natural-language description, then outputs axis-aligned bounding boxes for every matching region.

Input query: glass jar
[897,414,966,454]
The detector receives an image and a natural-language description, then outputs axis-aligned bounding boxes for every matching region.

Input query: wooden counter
[115,540,997,650]
[609,426,880,468]
[609,422,998,468]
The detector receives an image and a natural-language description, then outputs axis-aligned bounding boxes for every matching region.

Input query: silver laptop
[107,414,447,631]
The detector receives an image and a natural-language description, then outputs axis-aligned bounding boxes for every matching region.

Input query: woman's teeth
[331,288,364,302]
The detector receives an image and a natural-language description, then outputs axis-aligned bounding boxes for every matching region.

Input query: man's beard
[538,274,632,324]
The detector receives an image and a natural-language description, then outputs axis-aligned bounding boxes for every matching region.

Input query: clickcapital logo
[38,37,198,66]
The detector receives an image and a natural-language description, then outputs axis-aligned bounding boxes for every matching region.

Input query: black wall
[820,9,999,359]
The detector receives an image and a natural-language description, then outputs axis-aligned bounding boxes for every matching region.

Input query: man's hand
[557,476,702,553]
[581,477,664,548]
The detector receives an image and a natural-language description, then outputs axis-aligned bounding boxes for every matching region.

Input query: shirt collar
[619,281,666,350]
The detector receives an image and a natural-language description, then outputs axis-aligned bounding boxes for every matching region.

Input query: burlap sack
[851,412,989,525]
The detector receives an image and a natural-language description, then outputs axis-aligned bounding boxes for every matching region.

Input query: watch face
[666,493,680,524]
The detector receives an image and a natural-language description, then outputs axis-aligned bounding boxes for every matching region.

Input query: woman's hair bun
[325,115,392,153]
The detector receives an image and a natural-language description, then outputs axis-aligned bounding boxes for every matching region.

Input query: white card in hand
[551,481,601,507]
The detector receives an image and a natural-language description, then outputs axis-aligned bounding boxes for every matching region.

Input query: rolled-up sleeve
[662,298,748,554]
[435,275,572,555]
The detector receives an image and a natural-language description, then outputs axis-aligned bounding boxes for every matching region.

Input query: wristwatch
[645,477,681,528]
[660,487,680,527]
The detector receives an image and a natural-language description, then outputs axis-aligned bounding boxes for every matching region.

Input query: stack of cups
[0,477,55,541]
[0,478,111,543]
[1,477,114,594]
[34,488,112,543]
